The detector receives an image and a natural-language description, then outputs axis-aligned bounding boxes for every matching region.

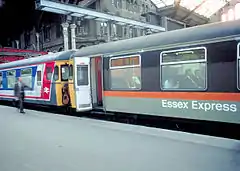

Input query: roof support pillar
[15,40,20,49]
[61,22,70,51]
[35,33,40,51]
[136,28,141,37]
[106,21,111,42]
[124,25,129,39]
[70,23,77,49]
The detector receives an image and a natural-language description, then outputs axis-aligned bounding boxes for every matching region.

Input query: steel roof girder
[36,0,165,31]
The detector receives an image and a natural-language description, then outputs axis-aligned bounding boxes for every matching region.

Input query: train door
[90,57,103,107]
[74,57,92,112]
[68,59,76,108]
[94,57,103,106]
[36,64,44,98]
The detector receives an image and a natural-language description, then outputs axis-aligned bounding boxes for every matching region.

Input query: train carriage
[0,50,75,107]
[70,19,240,124]
[1,20,240,125]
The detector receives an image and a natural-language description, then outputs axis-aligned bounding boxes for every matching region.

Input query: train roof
[0,50,75,70]
[72,20,240,57]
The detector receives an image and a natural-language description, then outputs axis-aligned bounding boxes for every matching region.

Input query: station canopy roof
[151,0,231,18]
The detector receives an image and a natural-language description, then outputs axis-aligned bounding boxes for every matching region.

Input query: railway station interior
[0,0,240,171]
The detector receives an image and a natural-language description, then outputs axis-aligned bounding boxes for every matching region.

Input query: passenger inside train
[163,67,205,89]
[111,66,141,90]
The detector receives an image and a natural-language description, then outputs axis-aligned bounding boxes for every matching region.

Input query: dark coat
[14,82,19,98]
[14,82,27,99]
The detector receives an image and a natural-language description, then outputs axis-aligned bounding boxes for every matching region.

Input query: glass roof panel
[151,0,230,18]
[193,0,230,18]
[150,0,174,8]
[180,0,205,11]
[235,3,240,20]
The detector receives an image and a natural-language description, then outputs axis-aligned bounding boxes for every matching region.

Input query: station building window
[0,72,2,88]
[160,47,207,90]
[21,68,32,88]
[7,70,16,89]
[110,55,141,90]
[44,25,51,42]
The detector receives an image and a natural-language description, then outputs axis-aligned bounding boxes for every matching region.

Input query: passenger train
[1,20,240,125]
[0,50,75,106]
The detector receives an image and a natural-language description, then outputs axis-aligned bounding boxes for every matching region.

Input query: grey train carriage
[71,19,240,125]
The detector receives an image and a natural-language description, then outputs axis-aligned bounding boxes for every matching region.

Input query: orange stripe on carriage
[103,91,240,102]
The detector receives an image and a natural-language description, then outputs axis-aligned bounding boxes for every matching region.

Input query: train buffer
[0,105,240,171]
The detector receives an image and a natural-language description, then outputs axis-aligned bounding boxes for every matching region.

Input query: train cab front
[54,61,73,110]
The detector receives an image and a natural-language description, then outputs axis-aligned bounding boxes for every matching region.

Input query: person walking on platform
[14,77,28,114]
[13,79,19,111]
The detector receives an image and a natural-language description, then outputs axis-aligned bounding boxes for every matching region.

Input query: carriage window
[37,71,42,82]
[238,60,240,89]
[46,67,53,80]
[69,64,73,80]
[238,43,240,89]
[21,68,32,88]
[7,70,16,89]
[61,65,69,81]
[77,65,89,86]
[238,42,240,57]
[54,66,59,81]
[0,72,2,88]
[161,47,207,90]
[110,55,141,90]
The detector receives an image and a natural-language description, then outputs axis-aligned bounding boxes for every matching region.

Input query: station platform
[0,105,240,171]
